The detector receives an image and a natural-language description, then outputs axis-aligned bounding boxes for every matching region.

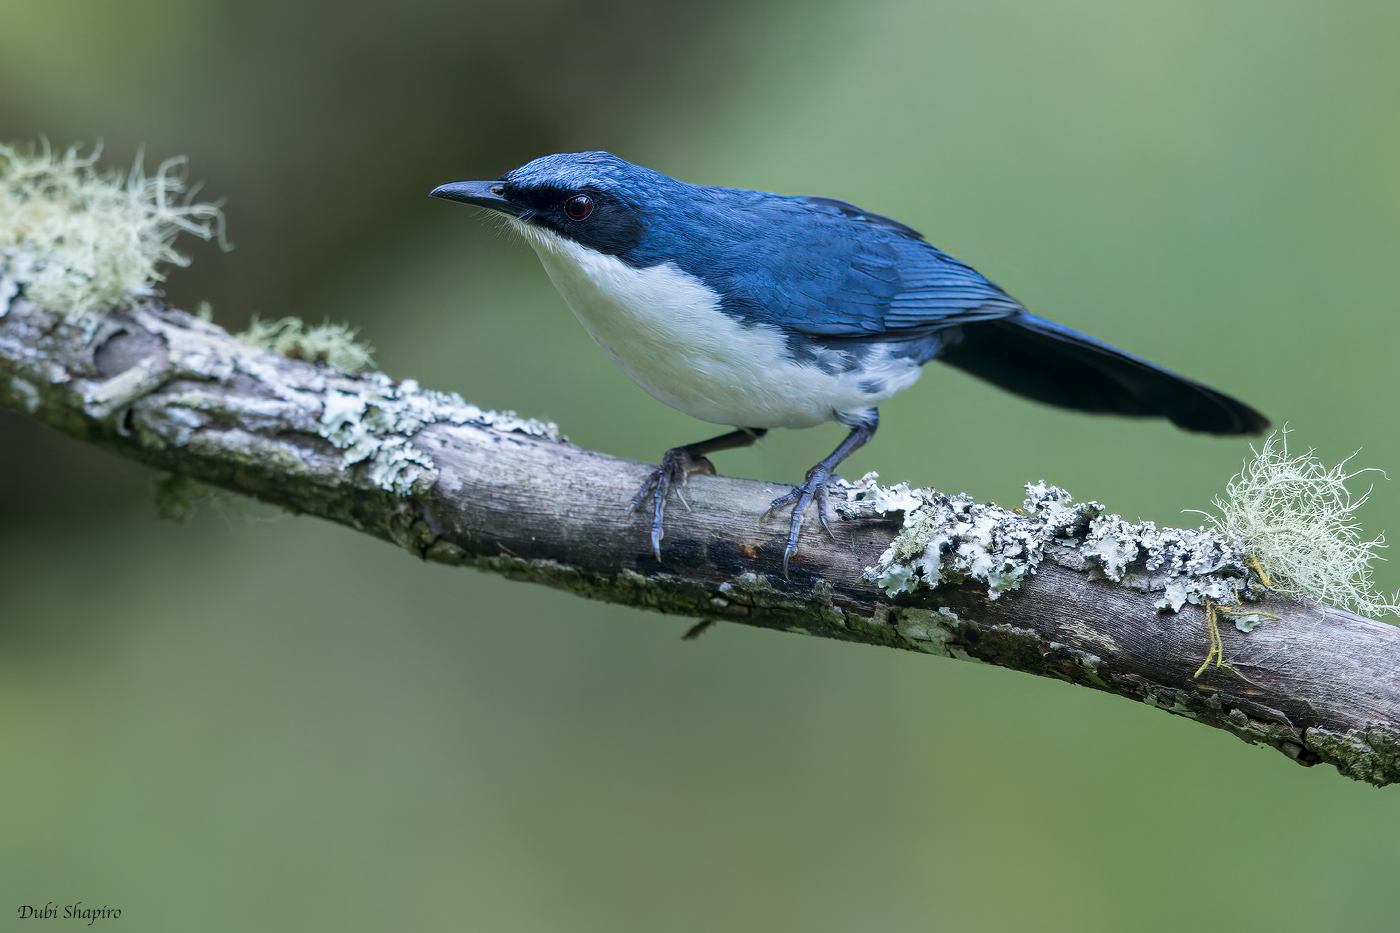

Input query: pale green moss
[0,141,225,319]
[1204,430,1399,617]
[238,315,375,372]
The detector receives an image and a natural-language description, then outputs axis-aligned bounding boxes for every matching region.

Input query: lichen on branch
[839,475,1257,612]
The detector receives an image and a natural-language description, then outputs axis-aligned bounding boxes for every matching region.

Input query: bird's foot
[630,447,716,560]
[761,464,836,575]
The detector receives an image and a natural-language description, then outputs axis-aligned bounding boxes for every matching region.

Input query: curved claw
[630,448,715,561]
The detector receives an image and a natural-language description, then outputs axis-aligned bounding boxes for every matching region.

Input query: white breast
[512,222,921,430]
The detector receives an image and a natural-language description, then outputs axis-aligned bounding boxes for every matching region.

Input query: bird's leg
[762,414,877,574]
[631,428,767,560]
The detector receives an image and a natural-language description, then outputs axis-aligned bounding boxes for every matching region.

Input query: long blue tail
[937,314,1268,435]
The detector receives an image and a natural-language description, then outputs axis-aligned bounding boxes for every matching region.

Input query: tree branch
[3,292,1399,787]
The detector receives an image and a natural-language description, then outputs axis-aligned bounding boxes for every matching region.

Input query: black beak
[429,180,523,216]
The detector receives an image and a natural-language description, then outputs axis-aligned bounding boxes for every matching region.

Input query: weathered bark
[2,294,1398,787]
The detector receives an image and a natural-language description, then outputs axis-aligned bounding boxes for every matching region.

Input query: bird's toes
[635,448,711,560]
[777,483,818,575]
[628,464,663,513]
[770,468,840,570]
[761,487,801,523]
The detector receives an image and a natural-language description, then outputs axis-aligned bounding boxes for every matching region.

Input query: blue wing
[719,194,1025,341]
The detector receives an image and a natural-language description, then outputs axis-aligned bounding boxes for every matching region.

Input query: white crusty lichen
[317,374,562,497]
[838,473,1253,613]
[239,315,376,372]
[1203,431,1399,617]
[0,141,225,320]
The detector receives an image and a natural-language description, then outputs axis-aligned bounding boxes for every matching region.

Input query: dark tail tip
[939,316,1270,436]
[1167,389,1269,436]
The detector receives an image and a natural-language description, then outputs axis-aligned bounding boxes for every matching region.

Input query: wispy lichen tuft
[238,315,375,372]
[1205,430,1399,617]
[0,141,225,319]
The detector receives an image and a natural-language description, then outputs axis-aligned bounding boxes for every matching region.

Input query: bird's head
[430,151,665,258]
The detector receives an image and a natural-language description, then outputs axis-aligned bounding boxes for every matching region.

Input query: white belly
[513,223,920,429]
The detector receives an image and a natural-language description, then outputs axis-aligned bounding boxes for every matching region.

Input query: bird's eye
[564,195,594,221]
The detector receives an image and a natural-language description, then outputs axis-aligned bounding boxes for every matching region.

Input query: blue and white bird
[431,152,1267,567]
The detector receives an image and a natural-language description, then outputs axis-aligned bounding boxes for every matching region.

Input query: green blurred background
[3,1,1399,929]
